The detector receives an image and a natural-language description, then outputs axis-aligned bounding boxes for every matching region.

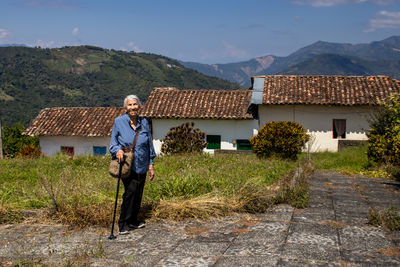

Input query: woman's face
[125,99,140,118]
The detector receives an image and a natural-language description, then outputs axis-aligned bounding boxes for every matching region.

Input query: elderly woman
[109,95,156,235]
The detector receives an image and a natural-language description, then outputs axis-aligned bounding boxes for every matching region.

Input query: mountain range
[181,36,400,87]
[1,36,399,126]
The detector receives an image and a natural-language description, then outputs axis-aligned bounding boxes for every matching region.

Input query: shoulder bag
[109,129,140,178]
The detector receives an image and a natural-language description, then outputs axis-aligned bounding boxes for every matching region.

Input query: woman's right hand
[116,150,124,163]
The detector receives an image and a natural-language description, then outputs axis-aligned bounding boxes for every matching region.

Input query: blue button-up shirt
[109,114,156,174]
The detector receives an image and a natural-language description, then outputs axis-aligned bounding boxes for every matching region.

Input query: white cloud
[366,10,400,32]
[371,0,400,5]
[27,39,55,48]
[127,41,143,52]
[121,42,143,52]
[291,0,365,6]
[0,28,10,39]
[72,27,79,36]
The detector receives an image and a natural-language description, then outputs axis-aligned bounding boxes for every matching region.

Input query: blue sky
[1,0,400,63]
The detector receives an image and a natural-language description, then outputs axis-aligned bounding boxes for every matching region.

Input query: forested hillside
[0,46,241,126]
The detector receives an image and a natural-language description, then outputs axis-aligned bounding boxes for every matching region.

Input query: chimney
[250,77,265,104]
[247,77,265,120]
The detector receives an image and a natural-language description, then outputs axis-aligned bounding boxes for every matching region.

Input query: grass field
[0,153,306,226]
[308,145,390,178]
[2,145,391,227]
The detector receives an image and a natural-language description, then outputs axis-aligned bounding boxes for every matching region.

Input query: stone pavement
[1,171,399,266]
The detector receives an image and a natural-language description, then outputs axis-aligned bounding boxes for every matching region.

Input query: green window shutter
[237,139,252,150]
[206,135,221,149]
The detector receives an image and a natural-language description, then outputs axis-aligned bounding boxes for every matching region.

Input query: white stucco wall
[151,119,258,154]
[40,136,110,156]
[258,105,374,152]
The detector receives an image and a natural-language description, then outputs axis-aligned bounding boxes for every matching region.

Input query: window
[206,135,221,149]
[93,146,107,155]
[236,139,252,150]
[61,146,74,156]
[333,119,346,139]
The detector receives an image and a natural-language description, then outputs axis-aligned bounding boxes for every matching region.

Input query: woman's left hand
[148,164,155,181]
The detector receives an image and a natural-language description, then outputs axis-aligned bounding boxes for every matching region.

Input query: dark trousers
[118,171,146,229]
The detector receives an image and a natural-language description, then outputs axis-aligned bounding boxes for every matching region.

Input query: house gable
[140,87,257,154]
[141,87,254,120]
[24,107,125,137]
[251,75,400,106]
[250,75,400,152]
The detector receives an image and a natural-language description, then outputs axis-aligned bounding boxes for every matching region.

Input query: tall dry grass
[1,152,306,226]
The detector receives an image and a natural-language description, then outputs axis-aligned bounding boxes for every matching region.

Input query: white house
[23,88,258,156]
[248,75,400,152]
[140,87,258,154]
[24,107,125,156]
[24,75,400,156]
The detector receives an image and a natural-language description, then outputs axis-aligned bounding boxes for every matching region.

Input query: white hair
[123,95,142,107]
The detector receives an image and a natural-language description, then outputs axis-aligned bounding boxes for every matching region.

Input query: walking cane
[108,159,123,240]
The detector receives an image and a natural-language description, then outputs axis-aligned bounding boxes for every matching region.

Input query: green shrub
[17,144,40,158]
[275,163,311,209]
[161,122,207,155]
[385,164,400,180]
[367,95,400,167]
[2,123,39,158]
[368,207,400,231]
[0,207,23,224]
[250,121,310,160]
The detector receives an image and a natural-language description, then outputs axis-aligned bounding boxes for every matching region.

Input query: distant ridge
[181,36,400,87]
[279,54,400,78]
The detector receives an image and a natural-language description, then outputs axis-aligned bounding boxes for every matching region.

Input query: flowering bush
[250,121,310,160]
[161,122,207,155]
[17,144,40,158]
[367,94,400,166]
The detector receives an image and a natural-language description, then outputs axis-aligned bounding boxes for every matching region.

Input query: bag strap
[130,129,140,153]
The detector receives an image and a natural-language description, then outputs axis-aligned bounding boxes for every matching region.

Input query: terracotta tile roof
[253,75,400,106]
[24,107,125,137]
[140,87,254,119]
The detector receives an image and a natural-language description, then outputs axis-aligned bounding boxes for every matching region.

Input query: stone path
[1,171,399,266]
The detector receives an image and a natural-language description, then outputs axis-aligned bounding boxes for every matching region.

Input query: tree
[367,94,400,166]
[2,123,39,158]
[161,122,207,155]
